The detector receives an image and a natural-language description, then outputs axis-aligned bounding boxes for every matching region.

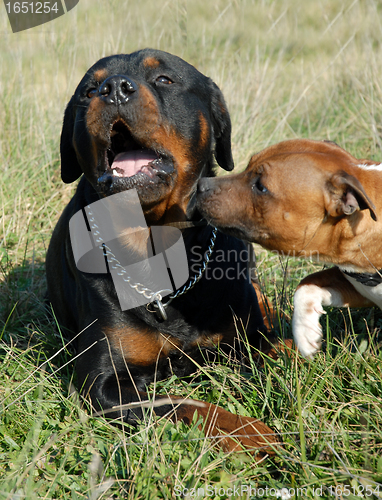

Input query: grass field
[1,0,382,498]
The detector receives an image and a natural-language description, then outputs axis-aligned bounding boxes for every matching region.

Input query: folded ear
[60,97,83,184]
[209,80,234,171]
[325,170,377,221]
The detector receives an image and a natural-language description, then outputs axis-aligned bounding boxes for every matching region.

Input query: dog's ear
[209,81,234,171]
[325,170,377,221]
[60,97,83,183]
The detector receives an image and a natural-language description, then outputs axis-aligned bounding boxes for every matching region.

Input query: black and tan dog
[46,49,279,454]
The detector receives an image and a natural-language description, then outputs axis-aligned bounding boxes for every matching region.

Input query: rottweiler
[46,48,278,454]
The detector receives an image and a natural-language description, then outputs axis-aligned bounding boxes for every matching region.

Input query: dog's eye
[87,88,98,98]
[156,76,173,85]
[253,177,268,194]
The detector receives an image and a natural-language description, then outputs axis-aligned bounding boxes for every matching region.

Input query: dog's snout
[198,177,218,194]
[99,75,138,104]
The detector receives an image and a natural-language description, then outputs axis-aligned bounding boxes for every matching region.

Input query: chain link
[168,226,217,301]
[87,210,164,301]
[85,208,216,319]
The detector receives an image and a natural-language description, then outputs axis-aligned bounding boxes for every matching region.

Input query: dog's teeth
[113,170,123,177]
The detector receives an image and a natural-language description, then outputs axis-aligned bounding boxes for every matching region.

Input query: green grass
[1,0,382,497]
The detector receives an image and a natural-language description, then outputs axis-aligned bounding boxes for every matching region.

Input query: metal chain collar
[86,208,217,320]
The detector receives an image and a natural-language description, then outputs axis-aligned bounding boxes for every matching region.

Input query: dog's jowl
[46,49,278,455]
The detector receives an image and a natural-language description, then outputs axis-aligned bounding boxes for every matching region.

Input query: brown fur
[197,138,382,356]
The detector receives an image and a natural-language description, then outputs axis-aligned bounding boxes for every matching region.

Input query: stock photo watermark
[3,0,80,32]
[174,485,313,498]
[69,189,189,316]
[174,483,382,498]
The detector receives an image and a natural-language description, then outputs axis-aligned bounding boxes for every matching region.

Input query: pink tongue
[112,150,158,177]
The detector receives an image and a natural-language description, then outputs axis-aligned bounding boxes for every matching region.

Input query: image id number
[329,484,380,497]
[5,2,59,14]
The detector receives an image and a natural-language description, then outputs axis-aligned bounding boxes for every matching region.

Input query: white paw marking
[292,285,332,358]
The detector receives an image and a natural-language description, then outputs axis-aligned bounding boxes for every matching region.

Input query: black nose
[99,75,138,104]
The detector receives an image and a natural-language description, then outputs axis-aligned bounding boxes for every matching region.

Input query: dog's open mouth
[111,149,158,178]
[97,120,174,187]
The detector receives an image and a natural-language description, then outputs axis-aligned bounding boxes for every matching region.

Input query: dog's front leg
[292,267,373,357]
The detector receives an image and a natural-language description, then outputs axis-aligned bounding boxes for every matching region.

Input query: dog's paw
[292,285,329,357]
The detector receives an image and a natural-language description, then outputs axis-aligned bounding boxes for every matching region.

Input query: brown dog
[197,139,381,357]
[46,49,280,455]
